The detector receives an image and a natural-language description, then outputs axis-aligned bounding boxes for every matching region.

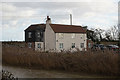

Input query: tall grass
[2,45,120,76]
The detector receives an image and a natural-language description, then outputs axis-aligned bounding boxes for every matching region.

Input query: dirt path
[2,65,115,78]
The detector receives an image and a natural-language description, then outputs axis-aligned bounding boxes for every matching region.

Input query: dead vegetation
[2,45,120,76]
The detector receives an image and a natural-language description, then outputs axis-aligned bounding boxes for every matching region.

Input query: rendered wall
[56,33,87,51]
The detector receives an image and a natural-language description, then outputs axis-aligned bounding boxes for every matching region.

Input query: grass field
[2,45,120,76]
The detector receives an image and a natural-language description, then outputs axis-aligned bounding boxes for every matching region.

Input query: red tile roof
[50,24,86,33]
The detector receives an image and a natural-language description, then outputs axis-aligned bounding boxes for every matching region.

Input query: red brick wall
[87,39,94,50]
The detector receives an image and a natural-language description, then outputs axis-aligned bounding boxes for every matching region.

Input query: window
[72,43,75,48]
[90,33,92,36]
[71,34,76,38]
[37,43,41,48]
[80,43,84,48]
[28,43,32,48]
[88,43,91,48]
[59,43,63,49]
[59,33,64,39]
[37,32,40,38]
[81,35,84,39]
[28,32,32,38]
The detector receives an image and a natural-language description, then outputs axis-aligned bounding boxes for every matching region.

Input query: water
[2,65,106,78]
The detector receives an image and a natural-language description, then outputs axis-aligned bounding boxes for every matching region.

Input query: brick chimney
[46,16,51,24]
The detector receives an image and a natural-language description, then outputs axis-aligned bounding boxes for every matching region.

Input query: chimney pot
[47,16,50,20]
[46,16,51,24]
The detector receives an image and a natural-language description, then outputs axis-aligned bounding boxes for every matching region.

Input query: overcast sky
[0,0,119,41]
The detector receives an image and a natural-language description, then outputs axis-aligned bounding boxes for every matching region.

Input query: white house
[25,16,87,52]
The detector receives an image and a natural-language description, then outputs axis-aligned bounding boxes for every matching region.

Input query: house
[82,26,94,49]
[25,16,87,52]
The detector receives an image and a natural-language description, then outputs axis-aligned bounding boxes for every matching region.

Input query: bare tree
[95,28,104,41]
[88,26,119,44]
[90,28,104,43]
[105,30,112,41]
[110,26,118,40]
[104,25,119,41]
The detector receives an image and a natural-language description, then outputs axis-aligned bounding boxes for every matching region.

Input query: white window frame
[81,37,82,39]
[28,32,32,38]
[71,34,76,38]
[28,43,32,48]
[37,43,41,48]
[72,43,75,48]
[80,43,84,48]
[37,32,40,38]
[58,33,64,39]
[88,43,91,48]
[59,43,63,49]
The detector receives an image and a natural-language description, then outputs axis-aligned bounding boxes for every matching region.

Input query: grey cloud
[1,1,118,41]
[11,2,87,9]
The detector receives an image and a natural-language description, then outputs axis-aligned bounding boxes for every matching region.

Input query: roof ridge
[31,23,45,26]
[50,24,82,27]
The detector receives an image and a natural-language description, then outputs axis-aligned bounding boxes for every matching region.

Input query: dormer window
[28,32,32,38]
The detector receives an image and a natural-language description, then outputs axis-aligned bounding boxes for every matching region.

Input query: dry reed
[2,45,120,76]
